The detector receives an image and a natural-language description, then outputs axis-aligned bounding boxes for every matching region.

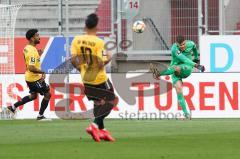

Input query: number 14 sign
[123,0,140,20]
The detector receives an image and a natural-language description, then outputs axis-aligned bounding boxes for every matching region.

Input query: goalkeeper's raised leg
[150,35,205,119]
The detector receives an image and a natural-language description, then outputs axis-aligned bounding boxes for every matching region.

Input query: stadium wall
[2,35,240,119]
[12,35,240,73]
[1,73,240,119]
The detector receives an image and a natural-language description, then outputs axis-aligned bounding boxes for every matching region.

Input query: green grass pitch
[0,119,240,159]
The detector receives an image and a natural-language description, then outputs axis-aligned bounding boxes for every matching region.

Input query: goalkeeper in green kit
[150,35,205,119]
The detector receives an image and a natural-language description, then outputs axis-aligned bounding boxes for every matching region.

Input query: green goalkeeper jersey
[170,40,199,67]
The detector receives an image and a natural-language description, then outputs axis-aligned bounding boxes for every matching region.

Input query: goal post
[0,4,21,118]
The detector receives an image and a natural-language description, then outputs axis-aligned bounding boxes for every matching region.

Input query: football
[132,20,146,33]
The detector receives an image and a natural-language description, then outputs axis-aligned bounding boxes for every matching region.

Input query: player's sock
[99,103,115,129]
[177,93,189,116]
[93,102,114,129]
[93,104,104,129]
[160,67,175,75]
[94,117,104,129]
[101,103,113,117]
[13,96,33,108]
[39,98,49,115]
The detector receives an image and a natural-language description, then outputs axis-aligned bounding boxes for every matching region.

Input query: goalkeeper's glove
[193,58,200,64]
[195,64,205,72]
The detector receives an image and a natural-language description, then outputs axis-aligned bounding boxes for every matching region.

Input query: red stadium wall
[96,0,112,36]
[207,0,219,34]
[14,37,49,74]
[171,0,198,44]
[171,0,219,44]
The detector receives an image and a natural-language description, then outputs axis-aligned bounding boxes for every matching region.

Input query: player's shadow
[48,56,173,119]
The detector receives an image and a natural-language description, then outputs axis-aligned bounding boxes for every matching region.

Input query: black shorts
[84,79,115,101]
[26,79,50,95]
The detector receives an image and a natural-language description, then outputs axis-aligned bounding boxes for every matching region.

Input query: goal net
[0,4,21,119]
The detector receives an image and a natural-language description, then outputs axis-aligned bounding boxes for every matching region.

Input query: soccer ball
[132,20,146,33]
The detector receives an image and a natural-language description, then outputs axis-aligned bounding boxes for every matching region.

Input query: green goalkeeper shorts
[171,64,193,85]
